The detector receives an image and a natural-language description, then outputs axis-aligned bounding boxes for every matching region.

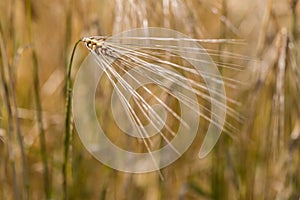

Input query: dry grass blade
[268,29,288,159]
[0,24,20,200]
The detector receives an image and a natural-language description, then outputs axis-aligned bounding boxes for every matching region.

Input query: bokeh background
[0,0,299,199]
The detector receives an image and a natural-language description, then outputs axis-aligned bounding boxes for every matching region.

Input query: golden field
[0,0,299,199]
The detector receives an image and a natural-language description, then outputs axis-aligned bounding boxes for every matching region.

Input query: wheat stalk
[65,28,247,183]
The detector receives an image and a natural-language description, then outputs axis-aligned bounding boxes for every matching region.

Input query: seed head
[82,36,106,51]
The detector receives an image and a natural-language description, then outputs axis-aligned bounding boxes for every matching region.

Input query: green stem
[0,25,20,200]
[32,49,51,199]
[0,22,29,200]
[26,0,51,198]
[63,39,81,200]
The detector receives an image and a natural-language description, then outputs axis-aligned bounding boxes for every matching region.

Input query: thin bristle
[80,30,242,170]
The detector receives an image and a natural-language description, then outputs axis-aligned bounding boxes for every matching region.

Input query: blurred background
[0,0,299,199]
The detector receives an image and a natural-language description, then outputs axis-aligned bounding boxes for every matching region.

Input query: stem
[0,26,20,200]
[256,0,273,56]
[290,0,298,41]
[218,0,227,75]
[290,0,299,71]
[32,49,51,198]
[63,39,81,200]
[0,22,29,200]
[26,0,51,198]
